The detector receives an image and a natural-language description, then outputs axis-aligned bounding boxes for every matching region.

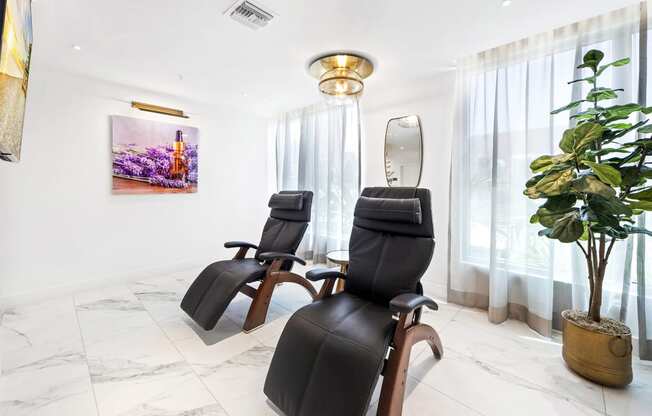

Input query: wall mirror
[384,115,423,187]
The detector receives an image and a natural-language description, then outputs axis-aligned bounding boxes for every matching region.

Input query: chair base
[377,319,443,416]
[241,270,319,332]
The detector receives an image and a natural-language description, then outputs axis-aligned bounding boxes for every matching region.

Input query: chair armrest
[390,294,438,314]
[306,268,346,282]
[224,241,259,250]
[258,252,307,266]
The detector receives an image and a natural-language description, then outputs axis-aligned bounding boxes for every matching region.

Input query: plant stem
[585,237,595,310]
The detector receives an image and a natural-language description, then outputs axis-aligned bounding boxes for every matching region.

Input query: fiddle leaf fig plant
[525,49,652,323]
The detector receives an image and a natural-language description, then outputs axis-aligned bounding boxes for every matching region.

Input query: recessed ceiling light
[501,0,512,6]
[241,92,248,97]
[72,45,82,51]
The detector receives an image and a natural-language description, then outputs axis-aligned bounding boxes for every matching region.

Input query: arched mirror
[384,115,423,187]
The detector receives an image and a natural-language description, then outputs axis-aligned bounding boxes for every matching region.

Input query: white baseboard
[0,257,212,308]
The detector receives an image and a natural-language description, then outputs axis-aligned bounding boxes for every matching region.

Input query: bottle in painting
[169,130,189,181]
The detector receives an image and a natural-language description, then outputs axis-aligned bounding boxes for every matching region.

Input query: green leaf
[623,225,652,236]
[538,207,578,228]
[626,200,652,211]
[637,125,652,134]
[551,100,585,115]
[596,57,631,76]
[548,211,584,243]
[559,122,604,154]
[628,187,652,201]
[541,194,578,211]
[525,174,544,188]
[604,120,648,144]
[571,175,617,198]
[568,75,596,85]
[620,166,648,188]
[586,87,622,102]
[607,123,633,129]
[586,148,629,158]
[529,153,574,173]
[583,161,623,186]
[533,169,576,197]
[591,224,629,239]
[604,103,642,119]
[587,194,632,216]
[578,49,604,71]
[570,108,604,120]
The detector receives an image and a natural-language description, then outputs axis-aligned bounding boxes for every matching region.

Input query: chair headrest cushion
[353,187,434,238]
[269,191,313,222]
[268,193,304,211]
[354,196,422,225]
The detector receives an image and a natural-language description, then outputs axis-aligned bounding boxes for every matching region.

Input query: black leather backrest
[256,191,313,269]
[345,187,435,306]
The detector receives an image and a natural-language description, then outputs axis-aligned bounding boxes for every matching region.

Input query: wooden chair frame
[233,247,322,332]
[318,277,443,416]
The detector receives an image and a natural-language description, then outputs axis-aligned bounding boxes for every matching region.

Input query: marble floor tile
[3,271,650,416]
[410,347,604,416]
[195,343,275,416]
[437,313,605,413]
[0,298,82,354]
[604,359,652,416]
[176,331,262,372]
[0,356,96,416]
[83,324,222,416]
[74,286,154,346]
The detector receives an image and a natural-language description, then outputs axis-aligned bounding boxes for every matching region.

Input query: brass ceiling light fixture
[308,52,374,98]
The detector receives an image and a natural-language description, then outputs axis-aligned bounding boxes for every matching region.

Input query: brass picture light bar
[131,101,189,118]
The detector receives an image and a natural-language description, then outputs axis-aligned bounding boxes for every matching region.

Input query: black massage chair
[264,187,443,416]
[181,191,322,332]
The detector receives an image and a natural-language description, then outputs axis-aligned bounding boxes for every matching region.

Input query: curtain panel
[449,2,651,359]
[273,100,361,264]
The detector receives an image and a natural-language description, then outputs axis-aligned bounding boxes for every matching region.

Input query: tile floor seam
[132,285,233,416]
[70,295,101,416]
[406,374,489,416]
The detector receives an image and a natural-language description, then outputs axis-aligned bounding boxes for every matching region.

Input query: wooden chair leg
[377,323,443,416]
[316,278,336,300]
[276,272,318,300]
[243,263,319,332]
[242,273,278,332]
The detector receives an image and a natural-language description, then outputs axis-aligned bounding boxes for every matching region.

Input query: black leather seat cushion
[180,259,268,330]
[264,292,396,416]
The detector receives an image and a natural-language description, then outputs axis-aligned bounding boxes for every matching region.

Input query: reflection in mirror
[384,115,423,187]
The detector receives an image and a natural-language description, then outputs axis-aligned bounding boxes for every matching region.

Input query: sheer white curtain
[450,1,651,358]
[273,100,361,263]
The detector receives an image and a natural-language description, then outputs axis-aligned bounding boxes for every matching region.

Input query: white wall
[361,71,456,300]
[0,68,269,303]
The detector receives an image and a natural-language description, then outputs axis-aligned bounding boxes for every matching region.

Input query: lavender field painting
[111,116,199,194]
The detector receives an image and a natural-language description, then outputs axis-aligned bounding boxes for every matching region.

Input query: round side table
[326,250,349,293]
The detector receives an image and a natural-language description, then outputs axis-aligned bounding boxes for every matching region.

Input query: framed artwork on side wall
[0,0,33,162]
[111,115,199,195]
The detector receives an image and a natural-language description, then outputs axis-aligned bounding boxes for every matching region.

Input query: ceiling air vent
[225,0,275,30]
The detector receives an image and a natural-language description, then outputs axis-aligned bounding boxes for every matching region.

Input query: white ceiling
[32,0,640,116]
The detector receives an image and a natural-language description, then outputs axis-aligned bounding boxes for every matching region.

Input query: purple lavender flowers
[112,143,198,188]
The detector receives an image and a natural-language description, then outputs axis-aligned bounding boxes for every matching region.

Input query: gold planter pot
[561,310,632,387]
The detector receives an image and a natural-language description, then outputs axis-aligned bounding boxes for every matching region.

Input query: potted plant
[525,49,652,387]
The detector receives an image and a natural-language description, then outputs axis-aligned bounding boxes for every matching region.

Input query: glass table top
[326,250,349,264]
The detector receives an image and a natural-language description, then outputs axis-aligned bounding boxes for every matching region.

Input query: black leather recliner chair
[264,187,443,416]
[181,191,321,332]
